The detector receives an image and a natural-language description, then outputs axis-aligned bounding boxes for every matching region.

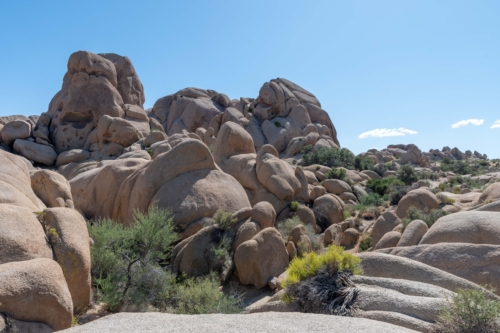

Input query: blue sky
[1,0,499,157]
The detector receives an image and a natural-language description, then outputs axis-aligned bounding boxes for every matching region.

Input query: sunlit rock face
[43,51,145,153]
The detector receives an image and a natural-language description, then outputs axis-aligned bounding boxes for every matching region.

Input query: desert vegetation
[88,207,241,314]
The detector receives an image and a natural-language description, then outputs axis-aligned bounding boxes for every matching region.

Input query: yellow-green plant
[282,245,362,289]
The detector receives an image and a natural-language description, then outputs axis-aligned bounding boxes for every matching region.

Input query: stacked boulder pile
[1,50,500,332]
[0,151,91,331]
[359,144,488,169]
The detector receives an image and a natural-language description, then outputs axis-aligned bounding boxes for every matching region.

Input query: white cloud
[451,119,484,129]
[358,128,418,139]
[491,120,500,129]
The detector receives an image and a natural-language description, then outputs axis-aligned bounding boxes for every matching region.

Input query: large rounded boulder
[396,188,440,218]
[420,211,500,245]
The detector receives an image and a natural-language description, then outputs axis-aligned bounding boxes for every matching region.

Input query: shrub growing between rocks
[325,167,347,181]
[282,245,362,288]
[354,193,388,211]
[366,176,405,196]
[397,164,418,185]
[89,207,178,311]
[276,216,320,252]
[173,273,241,315]
[289,201,300,211]
[358,233,373,252]
[302,147,356,169]
[433,287,500,333]
[88,207,241,314]
[211,208,236,230]
[401,206,447,229]
[281,246,361,316]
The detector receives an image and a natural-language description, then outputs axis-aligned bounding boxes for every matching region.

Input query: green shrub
[358,233,372,252]
[433,287,500,333]
[417,171,439,181]
[437,194,456,205]
[211,208,236,230]
[89,207,241,314]
[173,273,242,314]
[366,176,405,196]
[282,245,362,288]
[453,186,461,194]
[388,184,409,205]
[274,121,282,127]
[275,216,320,252]
[354,156,375,171]
[370,163,387,177]
[325,167,346,180]
[397,164,418,185]
[355,193,387,211]
[302,147,356,169]
[401,206,447,229]
[343,210,352,220]
[89,207,178,311]
[290,201,300,211]
[441,160,478,175]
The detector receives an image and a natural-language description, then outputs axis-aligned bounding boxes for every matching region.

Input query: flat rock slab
[63,312,418,333]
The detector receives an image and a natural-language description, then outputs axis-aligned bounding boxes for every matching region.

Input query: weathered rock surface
[43,208,91,313]
[396,188,439,218]
[31,169,74,208]
[0,204,53,264]
[420,211,500,245]
[357,252,496,297]
[14,139,57,165]
[0,258,73,331]
[374,231,401,250]
[372,211,401,247]
[377,243,500,295]
[61,312,418,333]
[477,182,500,204]
[234,228,289,288]
[398,220,428,247]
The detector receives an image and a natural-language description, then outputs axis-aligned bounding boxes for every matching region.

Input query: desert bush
[437,194,456,205]
[354,155,374,171]
[370,163,387,177]
[276,216,320,252]
[397,164,418,185]
[417,171,439,181]
[211,208,236,230]
[366,176,405,196]
[401,206,447,229]
[325,167,347,181]
[355,193,388,211]
[441,160,478,175]
[89,207,241,313]
[282,245,362,288]
[388,184,409,205]
[284,270,359,316]
[358,233,372,252]
[447,175,483,190]
[433,287,500,333]
[89,207,178,311]
[290,201,300,211]
[173,273,241,315]
[302,147,356,169]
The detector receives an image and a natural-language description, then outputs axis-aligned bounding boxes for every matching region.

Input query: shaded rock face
[43,51,146,153]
